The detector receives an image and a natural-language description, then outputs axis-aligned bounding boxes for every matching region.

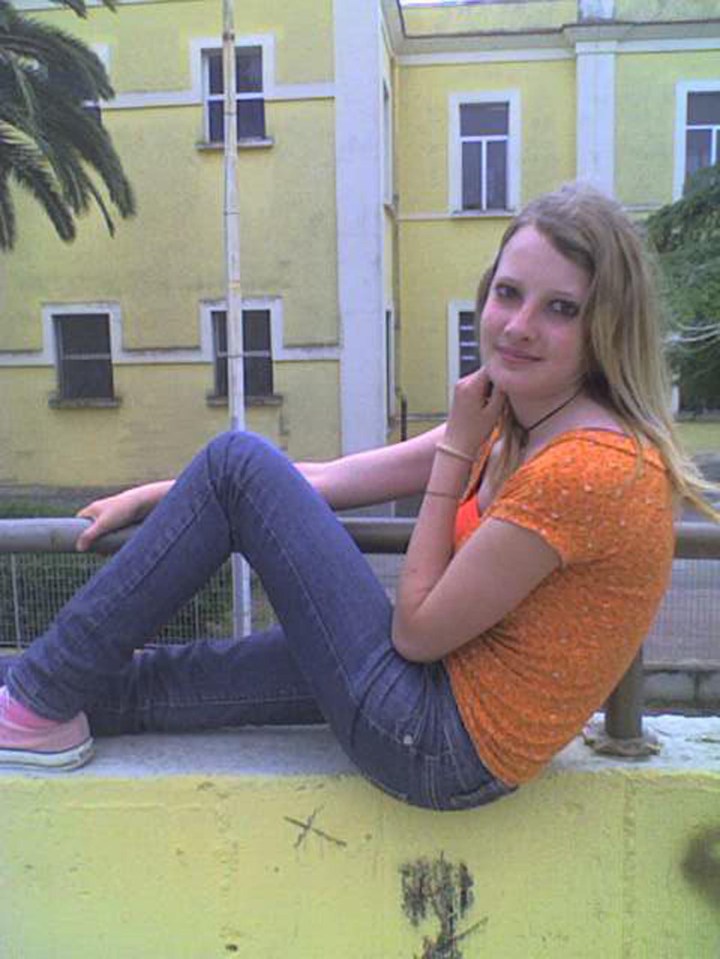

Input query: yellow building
[1,0,719,487]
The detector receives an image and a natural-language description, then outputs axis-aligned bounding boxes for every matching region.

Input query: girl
[1,184,714,809]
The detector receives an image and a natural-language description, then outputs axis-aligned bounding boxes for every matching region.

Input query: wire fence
[0,550,718,668]
[0,552,401,650]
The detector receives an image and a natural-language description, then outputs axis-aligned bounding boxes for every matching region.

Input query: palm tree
[0,0,135,250]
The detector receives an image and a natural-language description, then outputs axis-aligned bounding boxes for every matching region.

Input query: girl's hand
[75,482,172,551]
[443,367,506,459]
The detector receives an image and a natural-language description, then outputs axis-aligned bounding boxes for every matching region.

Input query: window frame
[197,35,274,146]
[448,90,521,215]
[52,310,116,404]
[674,80,720,199]
[209,307,275,402]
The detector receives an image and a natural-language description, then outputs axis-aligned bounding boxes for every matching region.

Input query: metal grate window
[211,309,273,399]
[458,310,481,377]
[54,313,114,400]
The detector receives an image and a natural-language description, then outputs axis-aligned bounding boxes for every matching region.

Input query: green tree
[647,163,720,412]
[0,0,135,250]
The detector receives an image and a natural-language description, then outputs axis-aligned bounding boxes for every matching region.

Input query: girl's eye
[549,299,580,318]
[494,283,518,300]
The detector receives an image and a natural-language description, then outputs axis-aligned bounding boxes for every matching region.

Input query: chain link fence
[0,552,403,650]
[0,550,718,668]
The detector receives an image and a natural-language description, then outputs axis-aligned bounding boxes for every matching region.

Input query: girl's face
[480,225,591,403]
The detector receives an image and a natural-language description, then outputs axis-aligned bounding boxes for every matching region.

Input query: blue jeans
[6,432,514,810]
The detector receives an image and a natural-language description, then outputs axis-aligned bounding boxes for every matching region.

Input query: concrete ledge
[2,718,719,959]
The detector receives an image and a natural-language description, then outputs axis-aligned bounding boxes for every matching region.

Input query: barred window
[458,310,481,377]
[54,313,114,400]
[211,309,273,399]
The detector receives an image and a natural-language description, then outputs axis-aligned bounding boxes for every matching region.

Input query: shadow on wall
[683,827,720,913]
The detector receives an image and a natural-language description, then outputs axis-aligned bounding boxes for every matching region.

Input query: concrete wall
[2,719,719,958]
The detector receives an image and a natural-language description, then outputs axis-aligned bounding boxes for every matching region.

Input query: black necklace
[516,388,583,449]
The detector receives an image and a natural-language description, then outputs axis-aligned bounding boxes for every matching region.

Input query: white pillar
[576,41,616,196]
[334,0,386,453]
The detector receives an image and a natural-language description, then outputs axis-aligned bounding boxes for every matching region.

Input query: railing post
[584,648,660,757]
[605,649,644,741]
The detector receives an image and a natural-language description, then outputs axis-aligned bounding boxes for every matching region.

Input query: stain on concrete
[284,806,347,849]
[682,826,720,911]
[400,854,487,958]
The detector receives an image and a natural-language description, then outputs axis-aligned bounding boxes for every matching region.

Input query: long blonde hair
[476,183,718,520]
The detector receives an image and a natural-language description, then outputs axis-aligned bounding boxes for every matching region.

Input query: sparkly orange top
[445,430,675,786]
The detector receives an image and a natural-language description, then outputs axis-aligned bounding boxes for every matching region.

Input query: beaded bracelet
[435,442,474,465]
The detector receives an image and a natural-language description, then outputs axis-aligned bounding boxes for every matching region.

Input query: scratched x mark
[284,806,348,849]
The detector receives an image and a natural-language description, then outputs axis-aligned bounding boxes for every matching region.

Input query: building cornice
[382,0,720,57]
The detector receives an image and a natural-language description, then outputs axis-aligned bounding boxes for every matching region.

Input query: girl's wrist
[435,441,475,465]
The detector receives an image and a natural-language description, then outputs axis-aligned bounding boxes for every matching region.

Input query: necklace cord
[514,388,583,448]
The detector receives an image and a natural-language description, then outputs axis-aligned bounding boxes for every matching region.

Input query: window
[460,102,509,210]
[458,310,481,377]
[54,313,114,400]
[211,309,273,398]
[685,90,720,188]
[204,46,265,143]
[447,302,480,400]
[450,91,520,214]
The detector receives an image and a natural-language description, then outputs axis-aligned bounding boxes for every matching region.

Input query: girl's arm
[296,424,446,510]
[76,425,447,550]
[392,370,560,663]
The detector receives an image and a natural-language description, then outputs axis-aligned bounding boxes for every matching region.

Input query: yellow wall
[616,49,720,207]
[0,0,340,485]
[0,360,338,486]
[401,0,576,35]
[616,0,720,20]
[1,740,718,958]
[397,59,576,215]
[36,0,335,91]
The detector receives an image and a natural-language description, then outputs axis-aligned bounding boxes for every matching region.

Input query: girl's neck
[508,387,584,441]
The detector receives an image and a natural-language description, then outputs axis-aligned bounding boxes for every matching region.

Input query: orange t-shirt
[444,429,675,787]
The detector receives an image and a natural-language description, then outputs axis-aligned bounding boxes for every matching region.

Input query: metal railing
[1,516,719,755]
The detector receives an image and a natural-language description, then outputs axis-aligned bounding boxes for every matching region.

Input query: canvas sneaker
[0,686,93,770]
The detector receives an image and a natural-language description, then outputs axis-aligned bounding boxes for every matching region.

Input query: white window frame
[674,80,720,200]
[447,300,478,404]
[192,34,275,145]
[448,90,521,215]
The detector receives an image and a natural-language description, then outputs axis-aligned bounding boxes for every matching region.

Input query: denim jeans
[6,432,515,810]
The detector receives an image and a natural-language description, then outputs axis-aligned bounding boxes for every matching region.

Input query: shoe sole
[0,737,94,771]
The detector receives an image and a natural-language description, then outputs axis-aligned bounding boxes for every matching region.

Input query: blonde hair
[476,182,718,520]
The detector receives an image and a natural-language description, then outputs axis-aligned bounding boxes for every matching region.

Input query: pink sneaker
[0,687,93,770]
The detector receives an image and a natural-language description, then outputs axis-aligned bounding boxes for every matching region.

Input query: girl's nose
[505,303,535,338]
